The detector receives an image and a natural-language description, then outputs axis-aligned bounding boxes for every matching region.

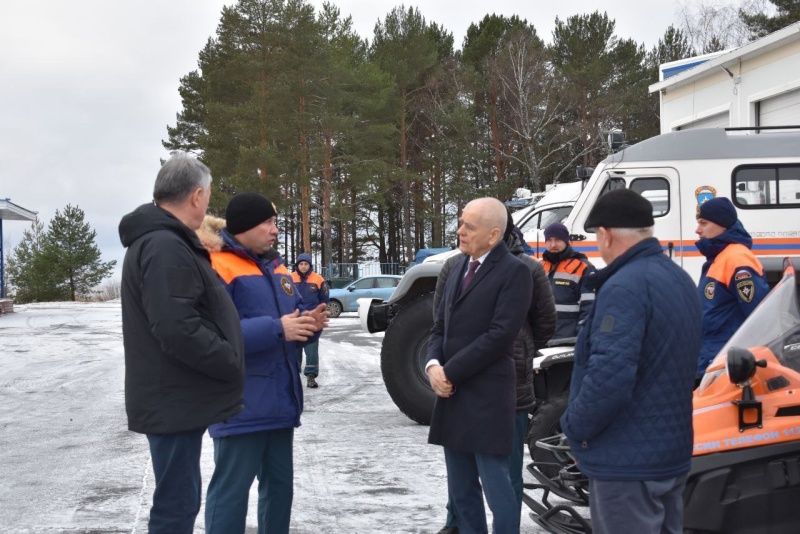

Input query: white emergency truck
[562,127,800,283]
[360,127,800,425]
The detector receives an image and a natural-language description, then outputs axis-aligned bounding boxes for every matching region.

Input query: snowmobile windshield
[706,268,800,377]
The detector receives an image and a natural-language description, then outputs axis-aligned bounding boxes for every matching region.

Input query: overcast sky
[1,0,697,280]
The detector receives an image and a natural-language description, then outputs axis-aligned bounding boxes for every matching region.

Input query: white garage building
[651,22,800,133]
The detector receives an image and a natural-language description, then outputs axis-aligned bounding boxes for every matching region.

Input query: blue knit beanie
[544,222,570,243]
[698,197,737,229]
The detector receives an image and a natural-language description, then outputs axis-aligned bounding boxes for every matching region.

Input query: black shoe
[436,528,458,534]
[307,376,319,388]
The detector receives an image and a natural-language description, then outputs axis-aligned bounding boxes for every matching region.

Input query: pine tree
[163,70,206,156]
[650,25,695,67]
[43,205,116,301]
[551,12,617,163]
[313,3,394,265]
[462,14,530,189]
[6,217,64,303]
[741,0,800,39]
[371,5,441,263]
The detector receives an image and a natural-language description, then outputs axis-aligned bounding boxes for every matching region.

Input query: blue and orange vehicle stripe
[530,237,800,259]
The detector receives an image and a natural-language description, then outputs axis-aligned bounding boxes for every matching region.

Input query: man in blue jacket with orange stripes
[541,222,595,341]
[292,253,329,388]
[204,192,329,534]
[695,197,769,378]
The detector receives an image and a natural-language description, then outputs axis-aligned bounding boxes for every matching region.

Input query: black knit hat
[225,192,277,234]
[585,188,654,231]
[544,222,570,243]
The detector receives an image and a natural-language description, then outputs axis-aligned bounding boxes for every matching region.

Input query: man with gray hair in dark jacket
[119,152,244,534]
[561,189,701,534]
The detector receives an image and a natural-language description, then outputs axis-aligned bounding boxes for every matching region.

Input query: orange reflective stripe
[211,252,261,284]
[554,258,588,277]
[542,258,589,277]
[275,264,290,275]
[306,272,324,285]
[706,244,764,287]
[291,271,324,285]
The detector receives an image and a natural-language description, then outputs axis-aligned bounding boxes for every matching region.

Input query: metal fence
[322,263,406,288]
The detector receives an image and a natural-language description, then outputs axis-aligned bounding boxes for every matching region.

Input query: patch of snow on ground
[0,303,565,533]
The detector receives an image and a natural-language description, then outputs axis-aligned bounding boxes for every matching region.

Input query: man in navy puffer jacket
[561,189,701,534]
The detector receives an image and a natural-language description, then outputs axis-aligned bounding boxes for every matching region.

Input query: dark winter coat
[119,203,244,435]
[291,253,329,344]
[207,230,306,437]
[696,221,769,376]
[560,237,701,480]
[541,245,595,341]
[434,233,556,411]
[510,234,556,409]
[427,241,532,455]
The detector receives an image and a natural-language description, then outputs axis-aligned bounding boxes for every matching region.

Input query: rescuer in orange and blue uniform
[292,252,329,388]
[541,222,596,341]
[696,196,769,378]
[203,192,329,534]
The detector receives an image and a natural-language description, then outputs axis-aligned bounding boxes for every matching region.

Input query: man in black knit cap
[204,192,328,534]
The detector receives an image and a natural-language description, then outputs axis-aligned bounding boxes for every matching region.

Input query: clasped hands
[427,364,454,398]
[281,303,330,342]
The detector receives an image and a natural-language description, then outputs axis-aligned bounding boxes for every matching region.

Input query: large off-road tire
[527,391,570,478]
[381,293,436,425]
[327,300,342,318]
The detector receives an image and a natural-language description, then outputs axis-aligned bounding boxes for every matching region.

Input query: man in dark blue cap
[695,196,769,378]
[541,222,595,341]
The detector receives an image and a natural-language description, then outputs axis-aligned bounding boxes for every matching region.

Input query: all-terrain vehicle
[362,128,800,431]
[358,182,583,427]
[524,258,800,533]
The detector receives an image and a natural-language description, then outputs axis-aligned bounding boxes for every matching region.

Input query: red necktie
[461,260,480,293]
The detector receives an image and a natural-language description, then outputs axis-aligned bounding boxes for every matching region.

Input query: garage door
[759,89,800,129]
[678,112,729,130]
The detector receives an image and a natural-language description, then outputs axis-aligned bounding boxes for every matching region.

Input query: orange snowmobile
[525,259,800,533]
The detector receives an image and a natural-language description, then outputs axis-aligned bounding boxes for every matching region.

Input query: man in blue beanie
[292,252,330,388]
[695,196,769,379]
[541,222,596,341]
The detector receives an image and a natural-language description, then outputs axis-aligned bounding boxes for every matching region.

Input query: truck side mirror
[607,129,626,153]
[576,166,594,180]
